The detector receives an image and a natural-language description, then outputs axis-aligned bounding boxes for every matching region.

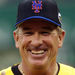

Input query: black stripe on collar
[56,63,60,75]
[11,64,22,75]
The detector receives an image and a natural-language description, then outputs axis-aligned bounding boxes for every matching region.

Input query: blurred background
[0,0,75,70]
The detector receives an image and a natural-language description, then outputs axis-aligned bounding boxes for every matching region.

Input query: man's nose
[30,33,43,47]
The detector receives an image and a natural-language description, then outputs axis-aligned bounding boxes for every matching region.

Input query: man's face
[14,19,65,69]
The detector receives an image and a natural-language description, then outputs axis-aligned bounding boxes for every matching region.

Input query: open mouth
[27,49,47,55]
[31,50,46,54]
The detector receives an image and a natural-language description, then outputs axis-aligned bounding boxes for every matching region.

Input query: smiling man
[0,0,75,75]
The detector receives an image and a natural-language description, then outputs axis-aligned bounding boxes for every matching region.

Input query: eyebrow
[23,27,31,30]
[42,25,57,30]
[42,27,53,30]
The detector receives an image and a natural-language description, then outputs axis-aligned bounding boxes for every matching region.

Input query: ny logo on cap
[32,0,42,13]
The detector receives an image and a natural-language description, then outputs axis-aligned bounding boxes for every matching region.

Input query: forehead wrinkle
[21,24,56,31]
[42,27,52,31]
[23,27,31,30]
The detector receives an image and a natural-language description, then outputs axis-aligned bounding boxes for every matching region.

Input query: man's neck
[18,62,58,75]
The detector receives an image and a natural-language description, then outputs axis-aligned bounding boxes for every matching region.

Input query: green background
[0,0,75,70]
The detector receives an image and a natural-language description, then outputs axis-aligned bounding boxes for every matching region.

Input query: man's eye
[40,32,50,35]
[24,32,33,35]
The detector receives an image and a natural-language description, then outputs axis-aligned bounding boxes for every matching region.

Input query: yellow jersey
[0,63,75,75]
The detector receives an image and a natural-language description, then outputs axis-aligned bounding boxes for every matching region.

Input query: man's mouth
[31,50,45,54]
[26,45,48,55]
[27,49,47,55]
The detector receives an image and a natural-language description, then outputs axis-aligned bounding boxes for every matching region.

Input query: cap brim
[15,16,61,28]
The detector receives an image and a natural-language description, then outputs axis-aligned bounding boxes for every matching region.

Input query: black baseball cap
[15,0,62,28]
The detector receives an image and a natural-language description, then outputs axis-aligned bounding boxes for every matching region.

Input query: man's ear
[13,31,19,48]
[58,30,65,48]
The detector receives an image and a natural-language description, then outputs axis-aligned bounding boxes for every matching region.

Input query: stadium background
[0,0,75,69]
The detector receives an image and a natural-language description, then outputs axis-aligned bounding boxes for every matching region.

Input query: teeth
[31,50,44,54]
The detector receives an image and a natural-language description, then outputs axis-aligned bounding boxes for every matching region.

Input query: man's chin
[24,50,49,69]
[30,61,46,69]
[27,57,48,69]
